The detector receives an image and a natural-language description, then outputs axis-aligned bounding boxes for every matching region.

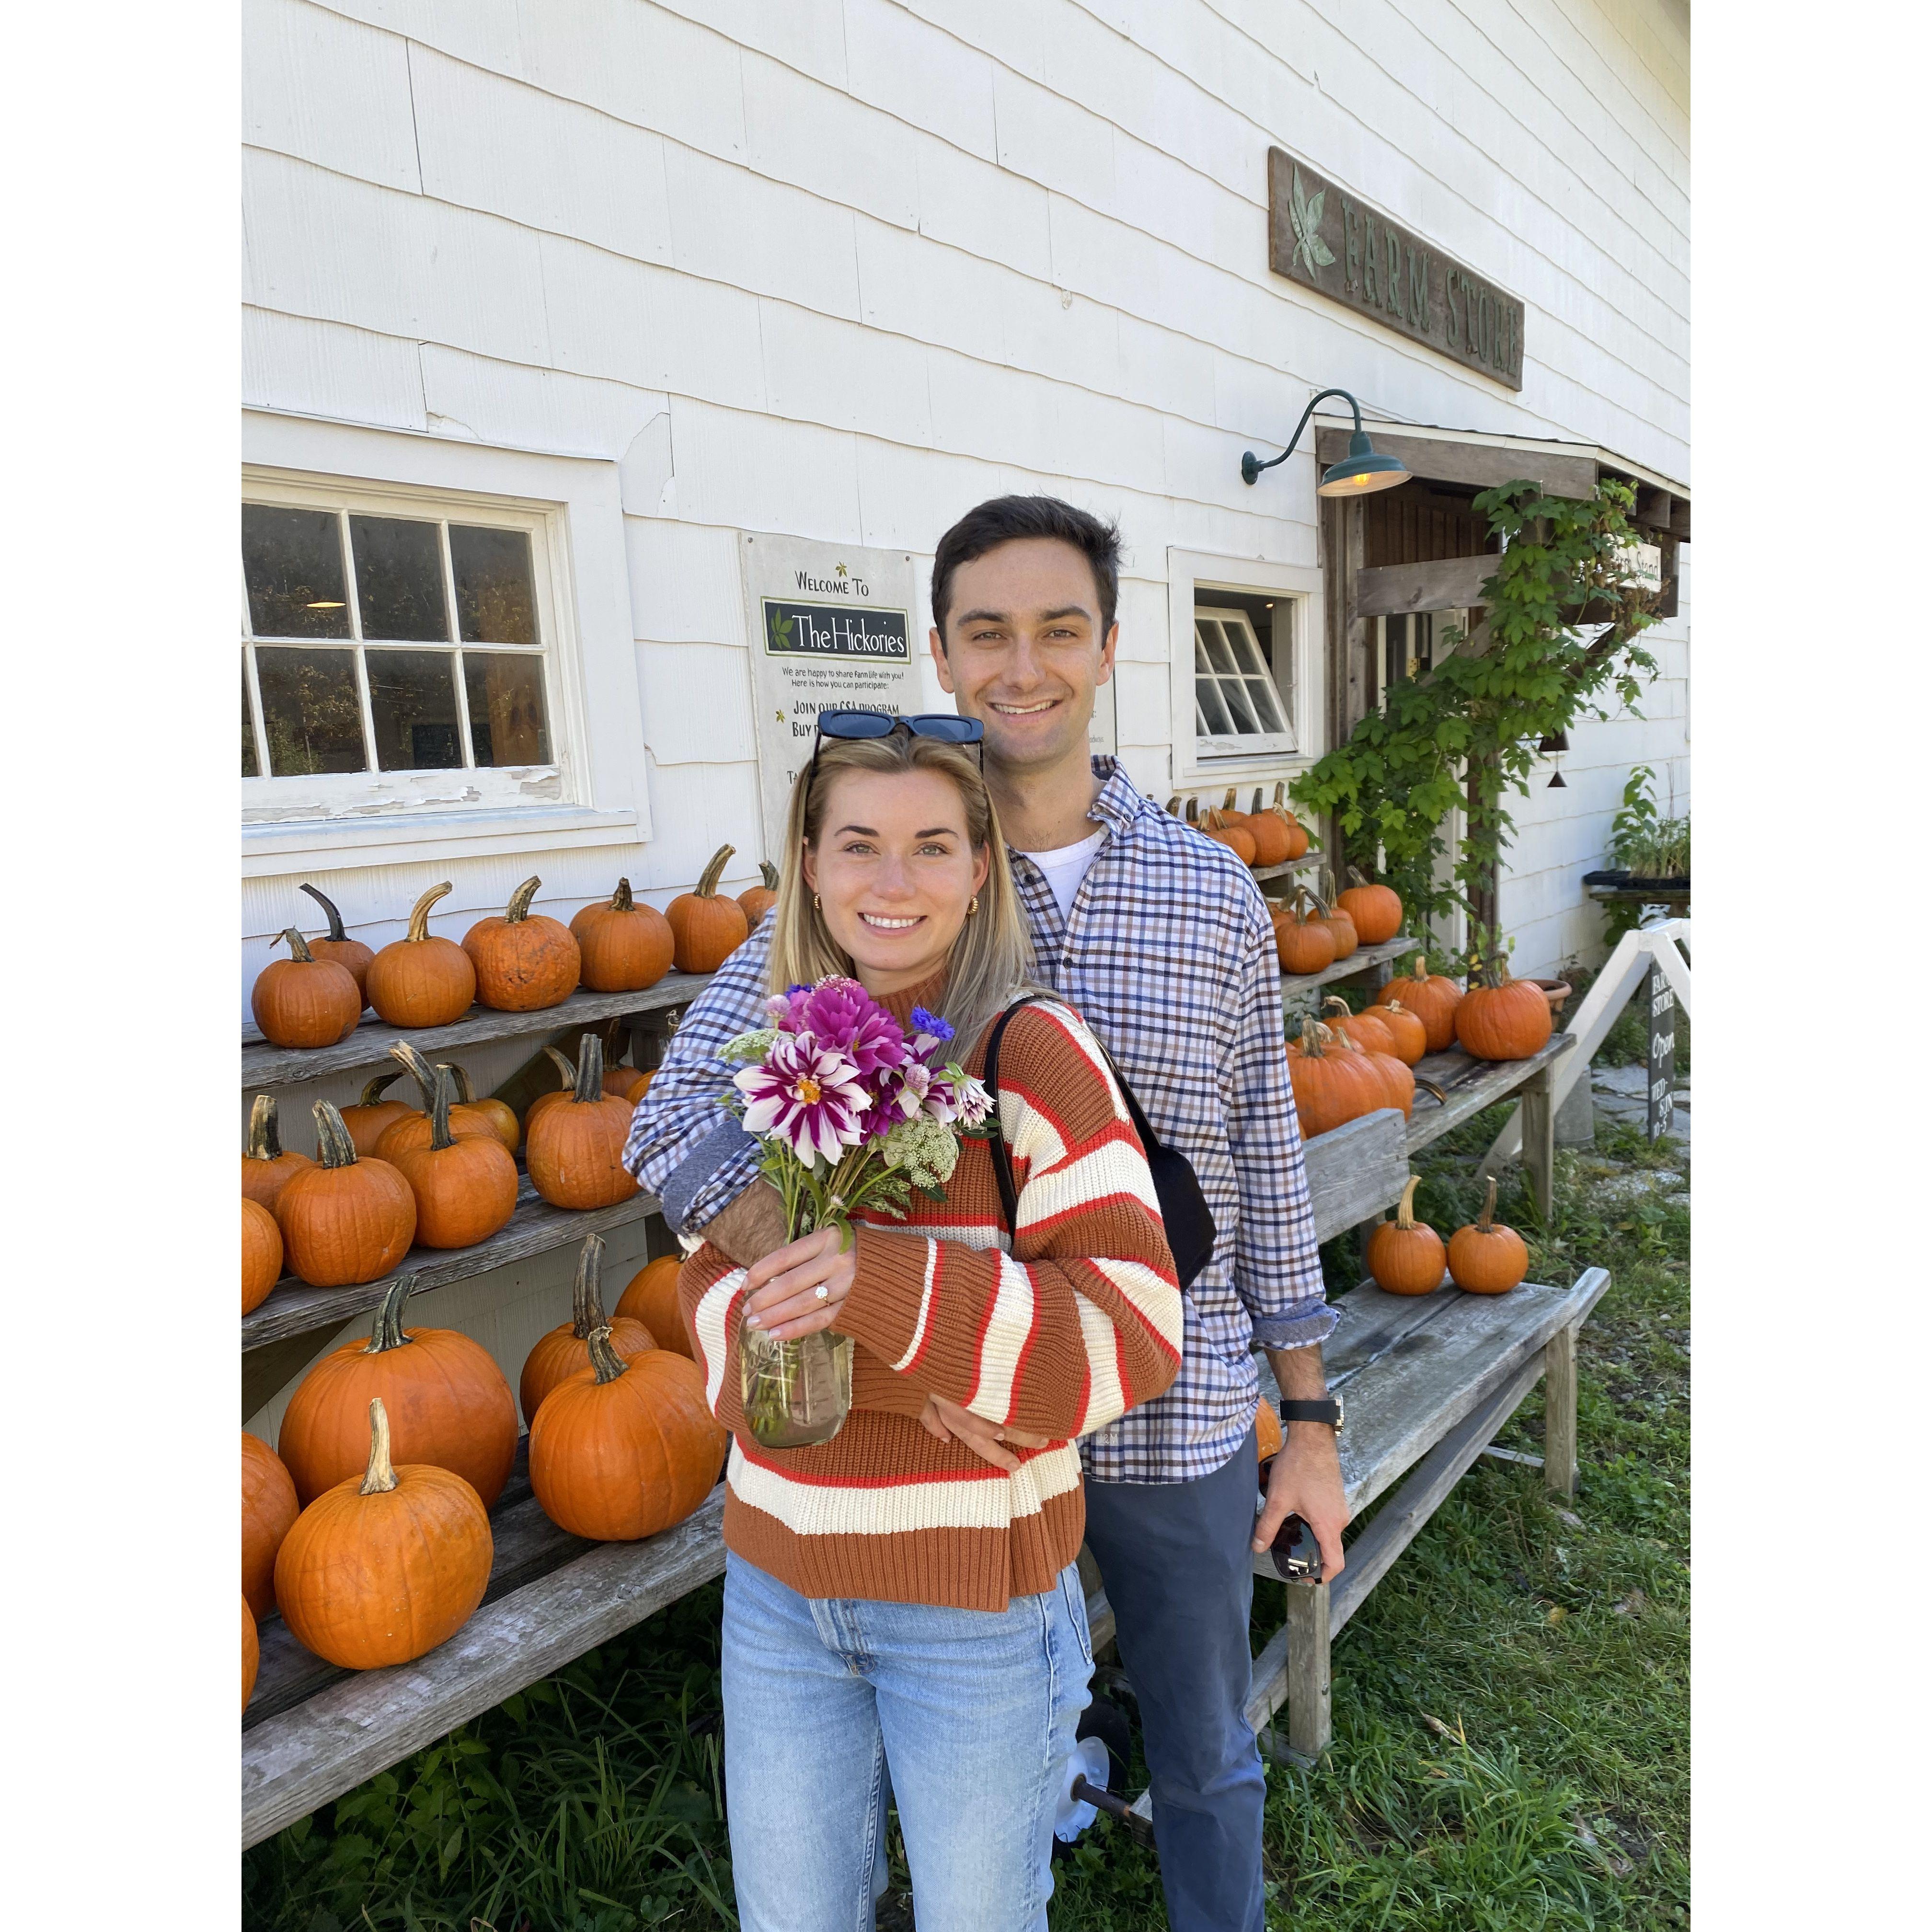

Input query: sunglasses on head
[809,709,985,774]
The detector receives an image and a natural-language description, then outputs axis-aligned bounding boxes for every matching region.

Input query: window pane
[243,506,351,638]
[1220,677,1260,734]
[1200,622,1241,678]
[256,647,368,774]
[368,649,463,770]
[1196,677,1232,736]
[464,652,551,765]
[351,516,450,641]
[1245,678,1283,730]
[451,525,537,644]
[242,660,259,776]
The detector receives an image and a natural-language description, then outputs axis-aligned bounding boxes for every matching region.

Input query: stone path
[1590,1061,1690,1148]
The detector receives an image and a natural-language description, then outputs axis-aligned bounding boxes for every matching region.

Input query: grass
[245,1062,1689,1932]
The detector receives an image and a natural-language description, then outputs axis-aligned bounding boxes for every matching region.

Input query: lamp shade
[1317,430,1409,497]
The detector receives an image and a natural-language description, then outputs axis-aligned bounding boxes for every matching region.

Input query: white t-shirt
[1020,826,1106,922]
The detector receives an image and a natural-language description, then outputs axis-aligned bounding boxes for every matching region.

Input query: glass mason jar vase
[740,1328,853,1449]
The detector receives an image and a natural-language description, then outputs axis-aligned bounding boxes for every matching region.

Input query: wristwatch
[1276,1397,1344,1433]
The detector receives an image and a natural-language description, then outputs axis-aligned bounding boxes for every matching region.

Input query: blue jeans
[1081,1424,1268,1932]
[721,1553,1094,1932]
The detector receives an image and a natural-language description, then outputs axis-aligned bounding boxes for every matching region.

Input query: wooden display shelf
[1404,1034,1572,1155]
[1280,933,1414,999]
[1250,855,1323,883]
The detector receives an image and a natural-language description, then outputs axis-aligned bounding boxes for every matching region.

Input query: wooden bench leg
[1520,1063,1557,1226]
[1543,1324,1578,1498]
[1281,1578,1332,1759]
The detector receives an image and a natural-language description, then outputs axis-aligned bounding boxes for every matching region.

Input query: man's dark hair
[930,495,1123,650]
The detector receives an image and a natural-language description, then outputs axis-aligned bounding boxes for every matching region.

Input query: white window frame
[1192,605,1295,754]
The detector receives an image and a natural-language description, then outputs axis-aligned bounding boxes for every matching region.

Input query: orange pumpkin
[518,1233,657,1426]
[1447,1176,1530,1294]
[524,1046,581,1137]
[242,1093,314,1213]
[299,883,375,1006]
[1248,782,1311,864]
[1336,868,1404,946]
[340,1071,418,1157]
[465,875,582,1012]
[389,1066,519,1251]
[529,1328,726,1541]
[1454,967,1553,1063]
[525,1037,641,1210]
[277,1275,518,1507]
[1374,958,1463,1053]
[366,882,476,1028]
[242,1430,300,1620]
[447,1064,520,1156]
[1255,1395,1283,1463]
[572,877,676,994]
[1200,804,1257,865]
[275,1396,493,1671]
[1365,1176,1448,1296]
[276,1103,417,1289]
[1313,886,1358,961]
[1273,890,1338,977]
[737,862,781,931]
[375,1043,503,1159]
[1285,1020,1382,1139]
[243,1596,259,1712]
[243,1197,283,1314]
[605,1065,654,1105]
[251,927,363,1050]
[1372,998,1428,1067]
[668,845,750,974]
[1322,996,1397,1058]
[615,1253,691,1359]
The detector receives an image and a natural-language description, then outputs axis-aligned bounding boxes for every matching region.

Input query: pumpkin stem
[573,1034,606,1104]
[357,1070,404,1107]
[313,1100,359,1170]
[1347,864,1370,888]
[1413,958,1430,982]
[1221,787,1238,811]
[505,876,542,924]
[447,1063,475,1104]
[1477,1175,1498,1233]
[299,882,350,941]
[586,1324,630,1385]
[246,1092,284,1162]
[1322,996,1353,1022]
[695,845,735,899]
[427,1067,457,1152]
[1251,787,1265,815]
[570,1234,609,1338]
[759,860,780,891]
[363,1275,417,1355]
[1395,1174,1421,1231]
[1163,794,1181,816]
[359,1397,400,1496]
[404,883,454,944]
[610,876,635,912]
[1416,1076,1448,1104]
[278,927,317,964]
[390,1040,440,1108]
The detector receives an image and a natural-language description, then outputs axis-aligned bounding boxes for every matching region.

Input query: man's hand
[1257,1344,1350,1578]
[702,1180,792,1270]
[917,1394,1051,1473]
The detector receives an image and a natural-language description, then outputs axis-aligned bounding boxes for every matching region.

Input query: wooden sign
[1267,149,1525,391]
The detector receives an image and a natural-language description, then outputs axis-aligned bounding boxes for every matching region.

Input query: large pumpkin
[276,1103,417,1288]
[389,1065,519,1251]
[375,1042,502,1159]
[447,1064,520,1156]
[243,1597,259,1713]
[242,1430,300,1619]
[529,1328,725,1541]
[277,1275,518,1507]
[736,862,781,931]
[1365,1176,1447,1296]
[572,877,676,993]
[519,1233,657,1426]
[1454,967,1553,1063]
[366,882,476,1029]
[339,1071,417,1157]
[299,883,375,1006]
[1374,958,1463,1053]
[1199,802,1257,865]
[275,1397,494,1672]
[667,845,749,974]
[1447,1177,1530,1295]
[615,1253,691,1359]
[252,927,362,1050]
[526,1037,640,1210]
[466,876,582,1012]
[1285,1020,1382,1139]
[1273,890,1337,977]
[1336,868,1404,946]
[242,1093,315,1212]
[1372,998,1428,1067]
[243,1197,284,1314]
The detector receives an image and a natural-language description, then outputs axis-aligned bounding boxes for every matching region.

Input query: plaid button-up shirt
[622,758,1335,1483]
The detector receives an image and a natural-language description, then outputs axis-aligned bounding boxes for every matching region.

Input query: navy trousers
[1081,1425,1267,1932]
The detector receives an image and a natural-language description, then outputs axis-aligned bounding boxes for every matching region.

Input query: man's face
[930,537,1118,776]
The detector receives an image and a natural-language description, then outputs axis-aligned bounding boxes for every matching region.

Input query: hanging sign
[740,535,923,863]
[1267,149,1526,390]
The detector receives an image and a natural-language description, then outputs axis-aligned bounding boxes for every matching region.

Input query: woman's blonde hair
[769,730,1036,1053]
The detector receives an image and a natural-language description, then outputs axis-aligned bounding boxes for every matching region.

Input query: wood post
[1281,1578,1333,1759]
[1543,1324,1578,1497]
[1520,1060,1557,1225]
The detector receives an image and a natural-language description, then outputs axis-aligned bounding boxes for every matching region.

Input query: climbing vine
[1289,478,1663,977]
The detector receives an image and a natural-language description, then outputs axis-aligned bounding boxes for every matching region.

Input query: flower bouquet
[721,978,992,1449]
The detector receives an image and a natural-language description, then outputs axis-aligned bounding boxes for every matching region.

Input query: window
[242,489,559,812]
[1380,611,1438,693]
[1193,599,1295,757]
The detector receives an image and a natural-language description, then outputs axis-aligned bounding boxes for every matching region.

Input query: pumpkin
[1365,1177,1448,1296]
[375,1042,502,1159]
[1322,995,1398,1058]
[529,1327,725,1541]
[1273,889,1337,977]
[1335,867,1404,946]
[277,1275,518,1507]
[526,1036,641,1210]
[614,1253,691,1359]
[275,1396,493,1671]
[243,1596,259,1712]
[667,845,750,973]
[465,875,582,1012]
[1285,1020,1382,1139]
[737,862,781,930]
[389,1066,519,1251]
[251,927,362,1049]
[243,1197,284,1314]
[1372,998,1428,1067]
[518,1233,657,1426]
[1313,885,1358,961]
[572,877,676,994]
[298,883,375,1005]
[366,882,477,1028]
[1243,788,1292,868]
[340,1071,417,1157]
[276,1102,417,1289]
[1258,782,1312,861]
[242,1093,314,1213]
[1200,803,1257,865]
[1359,1042,1417,1118]
[1454,966,1553,1063]
[1447,1176,1530,1295]
[242,1430,299,1619]
[524,1046,580,1136]
[1375,958,1463,1053]
[447,1064,520,1156]
[605,1065,653,1105]
[1255,1395,1283,1463]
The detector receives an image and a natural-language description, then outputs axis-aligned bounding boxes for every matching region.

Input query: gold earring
[967,895,979,915]
[814,893,822,910]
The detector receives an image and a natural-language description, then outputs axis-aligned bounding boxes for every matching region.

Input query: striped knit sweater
[678,975,1181,1611]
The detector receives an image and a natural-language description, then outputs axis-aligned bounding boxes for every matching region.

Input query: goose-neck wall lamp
[1241,387,1411,495]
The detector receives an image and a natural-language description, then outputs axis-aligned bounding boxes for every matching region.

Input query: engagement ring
[814,1284,829,1301]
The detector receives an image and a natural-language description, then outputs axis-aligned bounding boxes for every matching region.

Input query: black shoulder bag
[981,995,1217,1288]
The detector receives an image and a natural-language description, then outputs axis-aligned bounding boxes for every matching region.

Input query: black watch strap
[1276,1398,1343,1431]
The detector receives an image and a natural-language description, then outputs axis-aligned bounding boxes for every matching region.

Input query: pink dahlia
[734,1034,869,1164]
[795,977,910,1078]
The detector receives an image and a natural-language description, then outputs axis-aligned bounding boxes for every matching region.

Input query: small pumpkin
[1285,1019,1382,1139]
[275,1396,493,1671]
[1313,881,1358,961]
[737,862,781,930]
[1243,788,1292,868]
[1322,996,1398,1058]
[465,875,582,1012]
[1447,1176,1530,1294]
[243,1197,284,1314]
[529,1326,725,1541]
[276,1102,417,1289]
[1255,1395,1283,1463]
[572,877,676,994]
[526,1037,641,1210]
[1273,889,1337,977]
[389,1065,519,1251]
[242,1430,300,1619]
[1335,866,1404,946]
[243,1596,259,1712]
[1454,963,1553,1063]
[277,1275,518,1507]
[614,1253,690,1359]
[340,1071,417,1156]
[1373,998,1428,1067]
[604,1064,654,1105]
[1375,958,1463,1053]
[447,1063,520,1156]
[1258,782,1311,861]
[251,927,363,1049]
[298,883,375,1006]
[668,845,750,974]
[1365,1177,1448,1296]
[518,1233,657,1426]
[1200,802,1257,865]
[375,1042,502,1159]
[242,1092,314,1214]
[366,882,476,1028]
[524,1046,581,1137]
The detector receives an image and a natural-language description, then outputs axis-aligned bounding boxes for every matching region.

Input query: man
[624,495,1348,1932]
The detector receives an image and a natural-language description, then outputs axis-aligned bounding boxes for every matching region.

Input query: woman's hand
[740,1226,855,1342]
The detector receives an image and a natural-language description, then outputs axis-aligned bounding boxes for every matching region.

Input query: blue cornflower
[911,1006,954,1045]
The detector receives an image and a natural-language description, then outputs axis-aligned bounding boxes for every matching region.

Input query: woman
[665,720,1181,1932]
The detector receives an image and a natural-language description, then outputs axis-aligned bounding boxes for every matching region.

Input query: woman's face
[802,767,992,995]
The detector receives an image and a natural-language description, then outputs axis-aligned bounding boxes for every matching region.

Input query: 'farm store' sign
[1267,149,1525,390]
